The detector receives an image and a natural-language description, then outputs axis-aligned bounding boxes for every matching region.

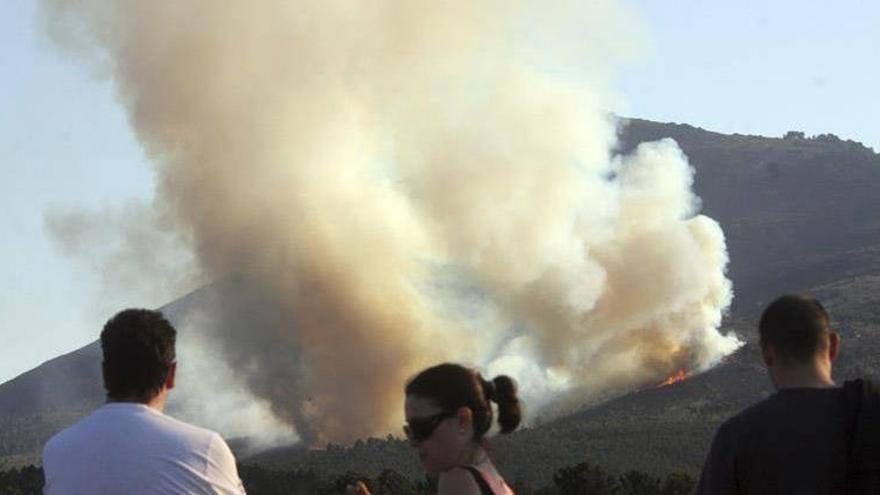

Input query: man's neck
[106,392,167,412]
[146,394,167,412]
[771,362,835,390]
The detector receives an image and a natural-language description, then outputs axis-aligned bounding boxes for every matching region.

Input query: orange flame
[657,369,688,388]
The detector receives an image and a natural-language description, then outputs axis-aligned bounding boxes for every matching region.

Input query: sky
[0,0,877,384]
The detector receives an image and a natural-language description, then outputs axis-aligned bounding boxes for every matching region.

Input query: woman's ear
[456,406,473,433]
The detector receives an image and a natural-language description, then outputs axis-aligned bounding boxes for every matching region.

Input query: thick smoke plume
[43,0,740,443]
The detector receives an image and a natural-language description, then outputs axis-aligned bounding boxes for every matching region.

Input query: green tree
[553,461,619,495]
[319,471,374,495]
[619,470,661,495]
[0,465,43,495]
[373,469,418,495]
[660,472,696,495]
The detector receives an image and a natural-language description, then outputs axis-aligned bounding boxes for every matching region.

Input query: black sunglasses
[403,410,456,442]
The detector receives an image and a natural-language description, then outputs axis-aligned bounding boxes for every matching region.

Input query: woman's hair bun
[406,363,522,440]
[479,374,497,402]
[491,375,521,433]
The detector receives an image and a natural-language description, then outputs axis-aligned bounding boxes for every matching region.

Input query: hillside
[619,119,880,312]
[2,119,878,477]
[0,343,100,468]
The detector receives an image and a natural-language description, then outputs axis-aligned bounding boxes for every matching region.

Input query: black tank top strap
[456,465,495,495]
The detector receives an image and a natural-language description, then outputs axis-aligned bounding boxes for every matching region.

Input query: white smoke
[168,308,298,448]
[42,0,741,444]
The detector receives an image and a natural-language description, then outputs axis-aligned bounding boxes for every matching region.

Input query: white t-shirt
[42,403,246,495]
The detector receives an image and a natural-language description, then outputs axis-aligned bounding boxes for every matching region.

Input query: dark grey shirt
[696,388,848,495]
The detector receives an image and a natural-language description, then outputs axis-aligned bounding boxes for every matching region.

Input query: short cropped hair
[758,294,830,364]
[101,309,177,401]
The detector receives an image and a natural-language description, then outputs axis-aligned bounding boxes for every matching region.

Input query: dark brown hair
[101,309,177,401]
[759,294,831,364]
[405,363,521,441]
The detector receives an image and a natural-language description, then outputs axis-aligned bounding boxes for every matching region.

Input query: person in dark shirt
[696,293,878,494]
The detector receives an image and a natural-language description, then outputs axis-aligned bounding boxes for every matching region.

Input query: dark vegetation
[0,466,41,495]
[0,461,695,495]
[1,119,878,491]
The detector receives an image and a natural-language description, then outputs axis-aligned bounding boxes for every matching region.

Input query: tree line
[0,460,695,495]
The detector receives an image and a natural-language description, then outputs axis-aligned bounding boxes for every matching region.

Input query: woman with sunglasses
[349,362,521,494]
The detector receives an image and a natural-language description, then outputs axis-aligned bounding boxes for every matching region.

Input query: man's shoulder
[43,408,101,455]
[152,410,222,442]
[721,396,773,429]
[717,393,794,434]
[734,394,778,420]
[724,387,847,432]
[115,403,220,439]
[43,425,72,459]
[140,409,232,457]
[45,404,223,456]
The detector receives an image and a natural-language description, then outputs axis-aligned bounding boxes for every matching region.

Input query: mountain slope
[619,119,880,312]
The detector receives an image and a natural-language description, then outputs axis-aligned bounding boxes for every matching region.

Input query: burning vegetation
[657,369,689,388]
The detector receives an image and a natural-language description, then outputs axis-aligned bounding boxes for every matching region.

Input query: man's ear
[827,332,840,362]
[165,362,177,391]
[761,344,775,367]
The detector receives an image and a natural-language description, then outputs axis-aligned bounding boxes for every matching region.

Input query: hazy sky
[1,0,877,383]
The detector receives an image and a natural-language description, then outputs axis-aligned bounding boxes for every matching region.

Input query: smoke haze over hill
[41,0,739,443]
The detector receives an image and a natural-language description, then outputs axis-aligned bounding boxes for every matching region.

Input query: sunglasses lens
[406,412,450,442]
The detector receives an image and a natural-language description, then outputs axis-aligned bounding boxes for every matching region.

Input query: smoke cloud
[42,0,740,443]
[45,201,198,313]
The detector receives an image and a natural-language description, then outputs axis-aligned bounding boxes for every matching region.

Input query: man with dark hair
[696,294,880,494]
[42,309,246,494]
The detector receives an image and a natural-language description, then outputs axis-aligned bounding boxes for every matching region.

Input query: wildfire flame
[657,369,688,388]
